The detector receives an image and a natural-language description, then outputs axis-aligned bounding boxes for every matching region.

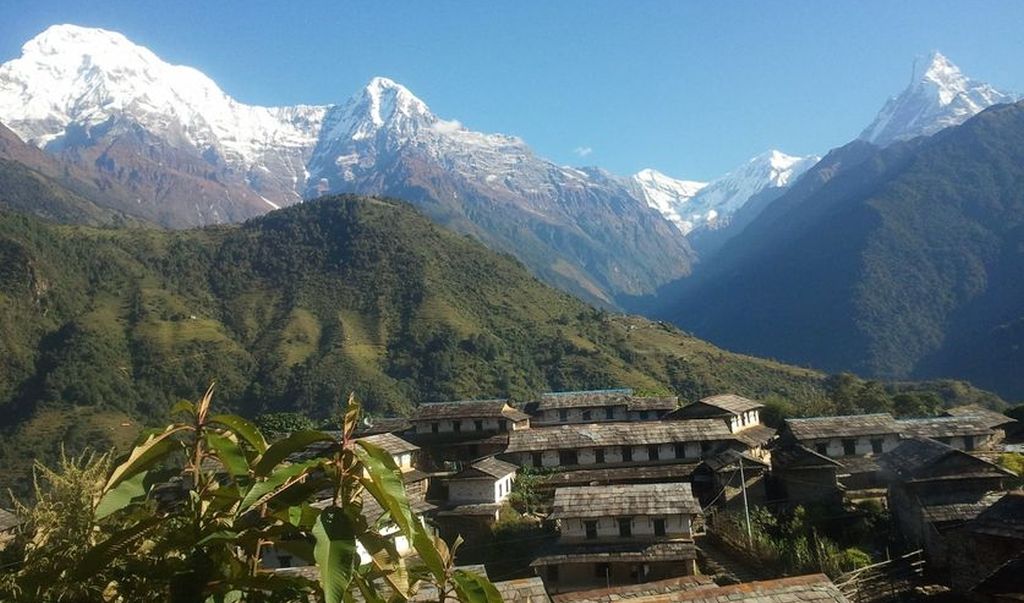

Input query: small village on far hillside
[249,389,1024,602]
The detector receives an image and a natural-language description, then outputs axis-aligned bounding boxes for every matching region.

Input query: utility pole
[739,454,752,548]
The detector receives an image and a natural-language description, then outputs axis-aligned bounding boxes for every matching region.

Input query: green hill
[0,194,1002,494]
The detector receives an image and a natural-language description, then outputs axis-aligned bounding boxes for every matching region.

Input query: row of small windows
[815,438,885,456]
[549,408,659,422]
[582,517,666,539]
[533,442,715,466]
[429,419,508,433]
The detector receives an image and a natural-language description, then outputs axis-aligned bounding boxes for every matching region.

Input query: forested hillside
[666,101,1024,400]
[0,194,1004,493]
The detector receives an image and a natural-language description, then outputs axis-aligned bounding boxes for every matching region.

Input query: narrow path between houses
[695,534,765,584]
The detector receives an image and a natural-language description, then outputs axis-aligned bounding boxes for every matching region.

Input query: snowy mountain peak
[361,76,431,125]
[633,150,818,236]
[860,51,1017,147]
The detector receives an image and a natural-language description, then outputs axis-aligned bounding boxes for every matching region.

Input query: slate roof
[530,541,698,566]
[734,424,777,448]
[921,492,1005,524]
[434,503,502,517]
[358,432,420,456]
[551,575,716,603]
[836,455,881,476]
[785,414,898,440]
[492,577,551,603]
[696,394,764,415]
[700,449,768,473]
[771,445,842,469]
[506,420,734,453]
[412,399,530,422]
[622,573,850,603]
[896,416,994,439]
[551,483,700,519]
[627,396,680,412]
[535,389,677,413]
[540,463,700,489]
[877,437,1013,483]
[971,490,1024,540]
[972,555,1024,597]
[456,456,517,479]
[356,417,412,436]
[537,389,633,410]
[943,405,1017,429]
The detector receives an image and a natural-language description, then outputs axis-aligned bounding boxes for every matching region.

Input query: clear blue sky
[2,1,1022,180]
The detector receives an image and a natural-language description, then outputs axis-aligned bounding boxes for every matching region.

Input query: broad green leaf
[206,432,251,478]
[452,569,504,603]
[238,459,319,512]
[195,529,240,547]
[105,425,188,492]
[253,429,334,477]
[314,506,359,603]
[355,441,445,581]
[209,414,268,454]
[95,470,149,519]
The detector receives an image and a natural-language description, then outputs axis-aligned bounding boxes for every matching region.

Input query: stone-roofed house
[691,449,768,510]
[878,437,1017,572]
[492,576,552,603]
[896,416,998,451]
[769,445,844,505]
[780,413,901,458]
[434,456,518,547]
[530,389,678,426]
[506,420,736,470]
[593,574,850,603]
[943,405,1020,445]
[665,395,763,434]
[532,483,702,593]
[408,399,531,463]
[950,490,1024,593]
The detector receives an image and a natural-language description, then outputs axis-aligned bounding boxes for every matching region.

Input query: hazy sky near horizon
[2,1,1022,180]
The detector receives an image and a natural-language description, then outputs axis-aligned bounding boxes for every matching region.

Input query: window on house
[558,409,568,422]
[964,436,975,451]
[474,420,484,431]
[532,452,543,467]
[453,421,461,433]
[585,520,598,540]
[618,518,632,538]
[639,410,649,420]
[700,441,711,457]
[842,439,856,456]
[815,443,828,456]
[622,447,633,462]
[870,439,883,454]
[605,407,615,420]
[595,448,605,464]
[548,566,559,582]
[675,443,687,459]
[595,563,610,579]
[582,410,592,421]
[498,419,507,432]
[653,518,666,537]
[559,450,579,466]
[648,445,660,461]
[431,422,439,434]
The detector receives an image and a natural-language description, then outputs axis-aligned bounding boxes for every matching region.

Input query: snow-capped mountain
[304,76,694,304]
[0,24,692,306]
[860,51,1017,147]
[627,169,707,235]
[632,150,818,236]
[0,24,328,216]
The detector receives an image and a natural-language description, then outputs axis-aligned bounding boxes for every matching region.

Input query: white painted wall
[448,473,515,504]
[559,514,692,543]
[805,434,900,457]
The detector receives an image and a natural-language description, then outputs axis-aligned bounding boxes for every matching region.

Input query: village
[262,389,1024,602]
